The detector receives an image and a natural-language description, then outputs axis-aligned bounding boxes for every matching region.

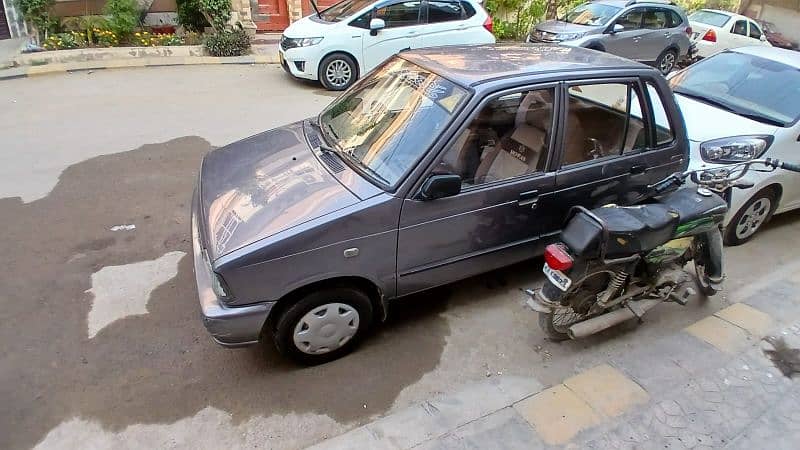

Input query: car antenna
[310,0,321,18]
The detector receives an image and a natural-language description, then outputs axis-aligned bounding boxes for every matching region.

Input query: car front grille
[528,30,560,43]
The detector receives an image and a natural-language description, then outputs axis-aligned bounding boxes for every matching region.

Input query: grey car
[529,0,692,74]
[192,44,688,364]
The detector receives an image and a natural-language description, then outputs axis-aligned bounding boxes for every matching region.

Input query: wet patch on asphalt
[0,137,450,450]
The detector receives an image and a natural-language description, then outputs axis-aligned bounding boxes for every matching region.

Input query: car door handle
[630,165,647,175]
[518,190,540,208]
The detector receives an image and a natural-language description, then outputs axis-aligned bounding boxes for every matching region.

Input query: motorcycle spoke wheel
[538,270,612,340]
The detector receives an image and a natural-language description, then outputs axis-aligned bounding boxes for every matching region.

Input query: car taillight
[702,29,716,42]
[685,26,692,36]
[544,244,573,271]
[483,16,493,33]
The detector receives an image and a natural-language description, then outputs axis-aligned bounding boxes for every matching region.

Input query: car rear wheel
[725,189,777,246]
[273,287,373,365]
[656,49,678,75]
[319,53,358,91]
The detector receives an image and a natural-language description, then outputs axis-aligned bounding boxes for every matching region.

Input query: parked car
[193,44,689,364]
[668,46,800,244]
[278,0,495,90]
[528,0,692,74]
[688,9,771,59]
[755,19,797,50]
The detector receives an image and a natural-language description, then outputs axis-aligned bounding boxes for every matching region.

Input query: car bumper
[279,47,320,81]
[191,191,274,347]
[692,40,720,59]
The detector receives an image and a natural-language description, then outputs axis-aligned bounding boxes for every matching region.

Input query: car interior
[439,86,647,187]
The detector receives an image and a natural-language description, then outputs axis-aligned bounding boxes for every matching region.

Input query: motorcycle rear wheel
[538,270,612,341]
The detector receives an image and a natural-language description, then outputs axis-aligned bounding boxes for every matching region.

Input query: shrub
[42,31,88,50]
[132,31,185,46]
[200,0,232,32]
[16,0,55,42]
[94,29,120,47]
[177,0,209,32]
[183,31,203,45]
[105,0,141,39]
[204,27,250,56]
[62,15,111,45]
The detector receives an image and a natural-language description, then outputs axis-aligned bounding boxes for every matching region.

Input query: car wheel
[656,49,678,75]
[319,53,358,91]
[724,188,778,246]
[273,287,373,365]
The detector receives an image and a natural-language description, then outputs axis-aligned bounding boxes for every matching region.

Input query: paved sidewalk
[310,270,800,450]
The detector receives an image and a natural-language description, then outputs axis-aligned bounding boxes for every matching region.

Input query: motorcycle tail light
[544,244,573,271]
[702,29,716,42]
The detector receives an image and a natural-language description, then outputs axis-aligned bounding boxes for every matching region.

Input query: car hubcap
[735,198,771,240]
[293,303,360,355]
[326,60,351,88]
[660,53,676,74]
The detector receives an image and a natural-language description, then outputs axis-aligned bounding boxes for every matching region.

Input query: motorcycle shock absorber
[597,270,629,307]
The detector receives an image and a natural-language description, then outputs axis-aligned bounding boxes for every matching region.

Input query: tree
[16,0,55,43]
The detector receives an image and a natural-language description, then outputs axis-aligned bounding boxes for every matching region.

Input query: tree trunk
[545,0,559,20]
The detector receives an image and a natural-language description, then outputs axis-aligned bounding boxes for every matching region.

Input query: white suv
[279,0,495,90]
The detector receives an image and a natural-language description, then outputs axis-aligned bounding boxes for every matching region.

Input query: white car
[669,46,800,245]
[279,0,495,90]
[688,9,771,59]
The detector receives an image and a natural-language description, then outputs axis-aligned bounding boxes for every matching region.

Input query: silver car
[529,0,692,74]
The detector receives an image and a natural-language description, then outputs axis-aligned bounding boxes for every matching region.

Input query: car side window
[461,1,476,18]
[668,11,683,28]
[748,21,762,39]
[375,1,423,28]
[644,82,675,146]
[562,82,647,167]
[732,19,747,36]
[349,12,371,29]
[436,87,556,187]
[616,8,644,30]
[643,9,668,29]
[428,1,463,23]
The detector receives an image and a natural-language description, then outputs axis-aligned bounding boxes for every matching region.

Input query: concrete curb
[0,45,280,81]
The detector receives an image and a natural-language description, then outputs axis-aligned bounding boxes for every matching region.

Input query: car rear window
[689,10,731,27]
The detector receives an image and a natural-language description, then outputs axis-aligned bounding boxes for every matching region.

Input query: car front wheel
[319,53,358,91]
[656,49,678,75]
[273,287,373,365]
[725,188,777,245]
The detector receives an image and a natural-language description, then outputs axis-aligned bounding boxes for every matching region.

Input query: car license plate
[543,263,572,292]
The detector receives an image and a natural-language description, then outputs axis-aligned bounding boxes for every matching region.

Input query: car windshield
[563,3,621,26]
[319,0,373,22]
[670,51,800,127]
[688,10,731,27]
[318,59,469,188]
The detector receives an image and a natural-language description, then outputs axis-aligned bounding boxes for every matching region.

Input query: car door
[729,19,751,48]
[542,78,684,236]
[418,0,473,47]
[747,20,770,46]
[639,7,670,63]
[362,1,424,73]
[604,7,648,60]
[396,85,560,296]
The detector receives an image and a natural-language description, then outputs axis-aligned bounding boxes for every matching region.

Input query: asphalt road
[2,65,799,450]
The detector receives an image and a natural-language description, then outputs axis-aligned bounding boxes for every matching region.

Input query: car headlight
[558,32,586,41]
[699,136,774,163]
[211,272,229,299]
[295,37,323,47]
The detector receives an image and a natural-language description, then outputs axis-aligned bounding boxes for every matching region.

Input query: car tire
[319,53,358,91]
[724,188,778,246]
[273,287,373,365]
[656,48,678,75]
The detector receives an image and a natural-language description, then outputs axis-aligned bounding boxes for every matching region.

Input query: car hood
[535,20,595,34]
[283,16,332,38]
[674,94,778,142]
[199,121,359,261]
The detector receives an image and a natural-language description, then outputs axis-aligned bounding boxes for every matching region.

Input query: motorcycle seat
[657,187,728,227]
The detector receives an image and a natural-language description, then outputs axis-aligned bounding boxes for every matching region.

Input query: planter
[150,25,177,34]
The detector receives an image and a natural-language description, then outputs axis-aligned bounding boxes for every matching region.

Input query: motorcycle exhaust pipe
[567,299,663,339]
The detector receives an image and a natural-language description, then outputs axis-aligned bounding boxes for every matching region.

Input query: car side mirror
[370,18,385,36]
[610,23,624,34]
[420,174,461,200]
[760,34,767,42]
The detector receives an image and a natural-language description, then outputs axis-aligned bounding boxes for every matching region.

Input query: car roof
[695,8,746,20]
[399,44,649,87]
[594,0,676,7]
[731,46,800,69]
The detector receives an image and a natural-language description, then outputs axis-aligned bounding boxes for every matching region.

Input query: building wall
[52,0,178,18]
[743,0,800,44]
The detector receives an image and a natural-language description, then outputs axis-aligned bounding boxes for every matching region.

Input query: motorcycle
[526,158,800,341]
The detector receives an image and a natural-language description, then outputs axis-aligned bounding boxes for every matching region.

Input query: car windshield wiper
[734,112,786,127]
[338,150,390,185]
[674,88,738,114]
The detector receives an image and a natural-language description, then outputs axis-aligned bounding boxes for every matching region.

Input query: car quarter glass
[318,58,469,187]
[436,87,556,186]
